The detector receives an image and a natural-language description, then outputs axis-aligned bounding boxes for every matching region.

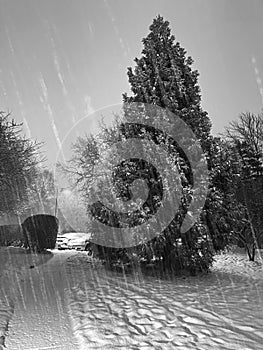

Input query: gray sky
[1,0,263,166]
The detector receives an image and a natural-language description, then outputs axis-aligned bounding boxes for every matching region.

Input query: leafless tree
[225,111,263,260]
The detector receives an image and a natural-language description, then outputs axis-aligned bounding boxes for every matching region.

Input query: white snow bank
[212,247,263,281]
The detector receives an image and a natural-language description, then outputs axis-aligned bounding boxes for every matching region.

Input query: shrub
[91,244,130,265]
[0,225,24,247]
[21,214,59,252]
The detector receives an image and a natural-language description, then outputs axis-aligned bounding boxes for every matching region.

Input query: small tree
[225,112,263,260]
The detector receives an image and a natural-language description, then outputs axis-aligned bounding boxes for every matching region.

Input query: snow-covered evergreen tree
[121,16,214,273]
[123,15,211,145]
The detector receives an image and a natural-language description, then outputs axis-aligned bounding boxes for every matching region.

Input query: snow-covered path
[66,253,263,350]
[0,248,78,350]
[1,247,263,349]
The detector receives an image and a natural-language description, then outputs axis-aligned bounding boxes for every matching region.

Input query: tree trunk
[205,211,219,250]
[250,243,256,261]
[245,243,256,261]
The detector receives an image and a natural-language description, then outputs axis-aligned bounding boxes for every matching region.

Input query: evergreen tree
[121,16,214,273]
[70,16,216,273]
[123,15,211,145]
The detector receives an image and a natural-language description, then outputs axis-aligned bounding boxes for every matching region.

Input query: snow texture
[0,246,263,349]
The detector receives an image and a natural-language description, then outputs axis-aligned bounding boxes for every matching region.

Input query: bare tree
[225,111,263,260]
[0,111,39,216]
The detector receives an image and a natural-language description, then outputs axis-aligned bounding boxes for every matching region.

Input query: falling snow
[1,1,263,349]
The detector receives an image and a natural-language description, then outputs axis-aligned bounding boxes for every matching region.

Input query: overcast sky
[1,0,263,167]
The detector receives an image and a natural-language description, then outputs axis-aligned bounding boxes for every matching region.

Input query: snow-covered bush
[22,214,59,252]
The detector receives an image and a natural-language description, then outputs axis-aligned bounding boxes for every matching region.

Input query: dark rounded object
[85,243,93,257]
[22,214,59,252]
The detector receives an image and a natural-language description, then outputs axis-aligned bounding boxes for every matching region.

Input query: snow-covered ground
[0,248,78,350]
[1,246,263,349]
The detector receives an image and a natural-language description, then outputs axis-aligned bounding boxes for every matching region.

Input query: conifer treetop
[123,15,212,141]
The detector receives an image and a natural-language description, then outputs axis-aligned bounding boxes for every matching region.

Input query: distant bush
[91,244,130,265]
[90,225,214,276]
[0,225,24,247]
[22,214,59,252]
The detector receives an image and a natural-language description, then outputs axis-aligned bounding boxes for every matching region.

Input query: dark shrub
[91,244,129,265]
[0,224,24,246]
[22,214,59,252]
